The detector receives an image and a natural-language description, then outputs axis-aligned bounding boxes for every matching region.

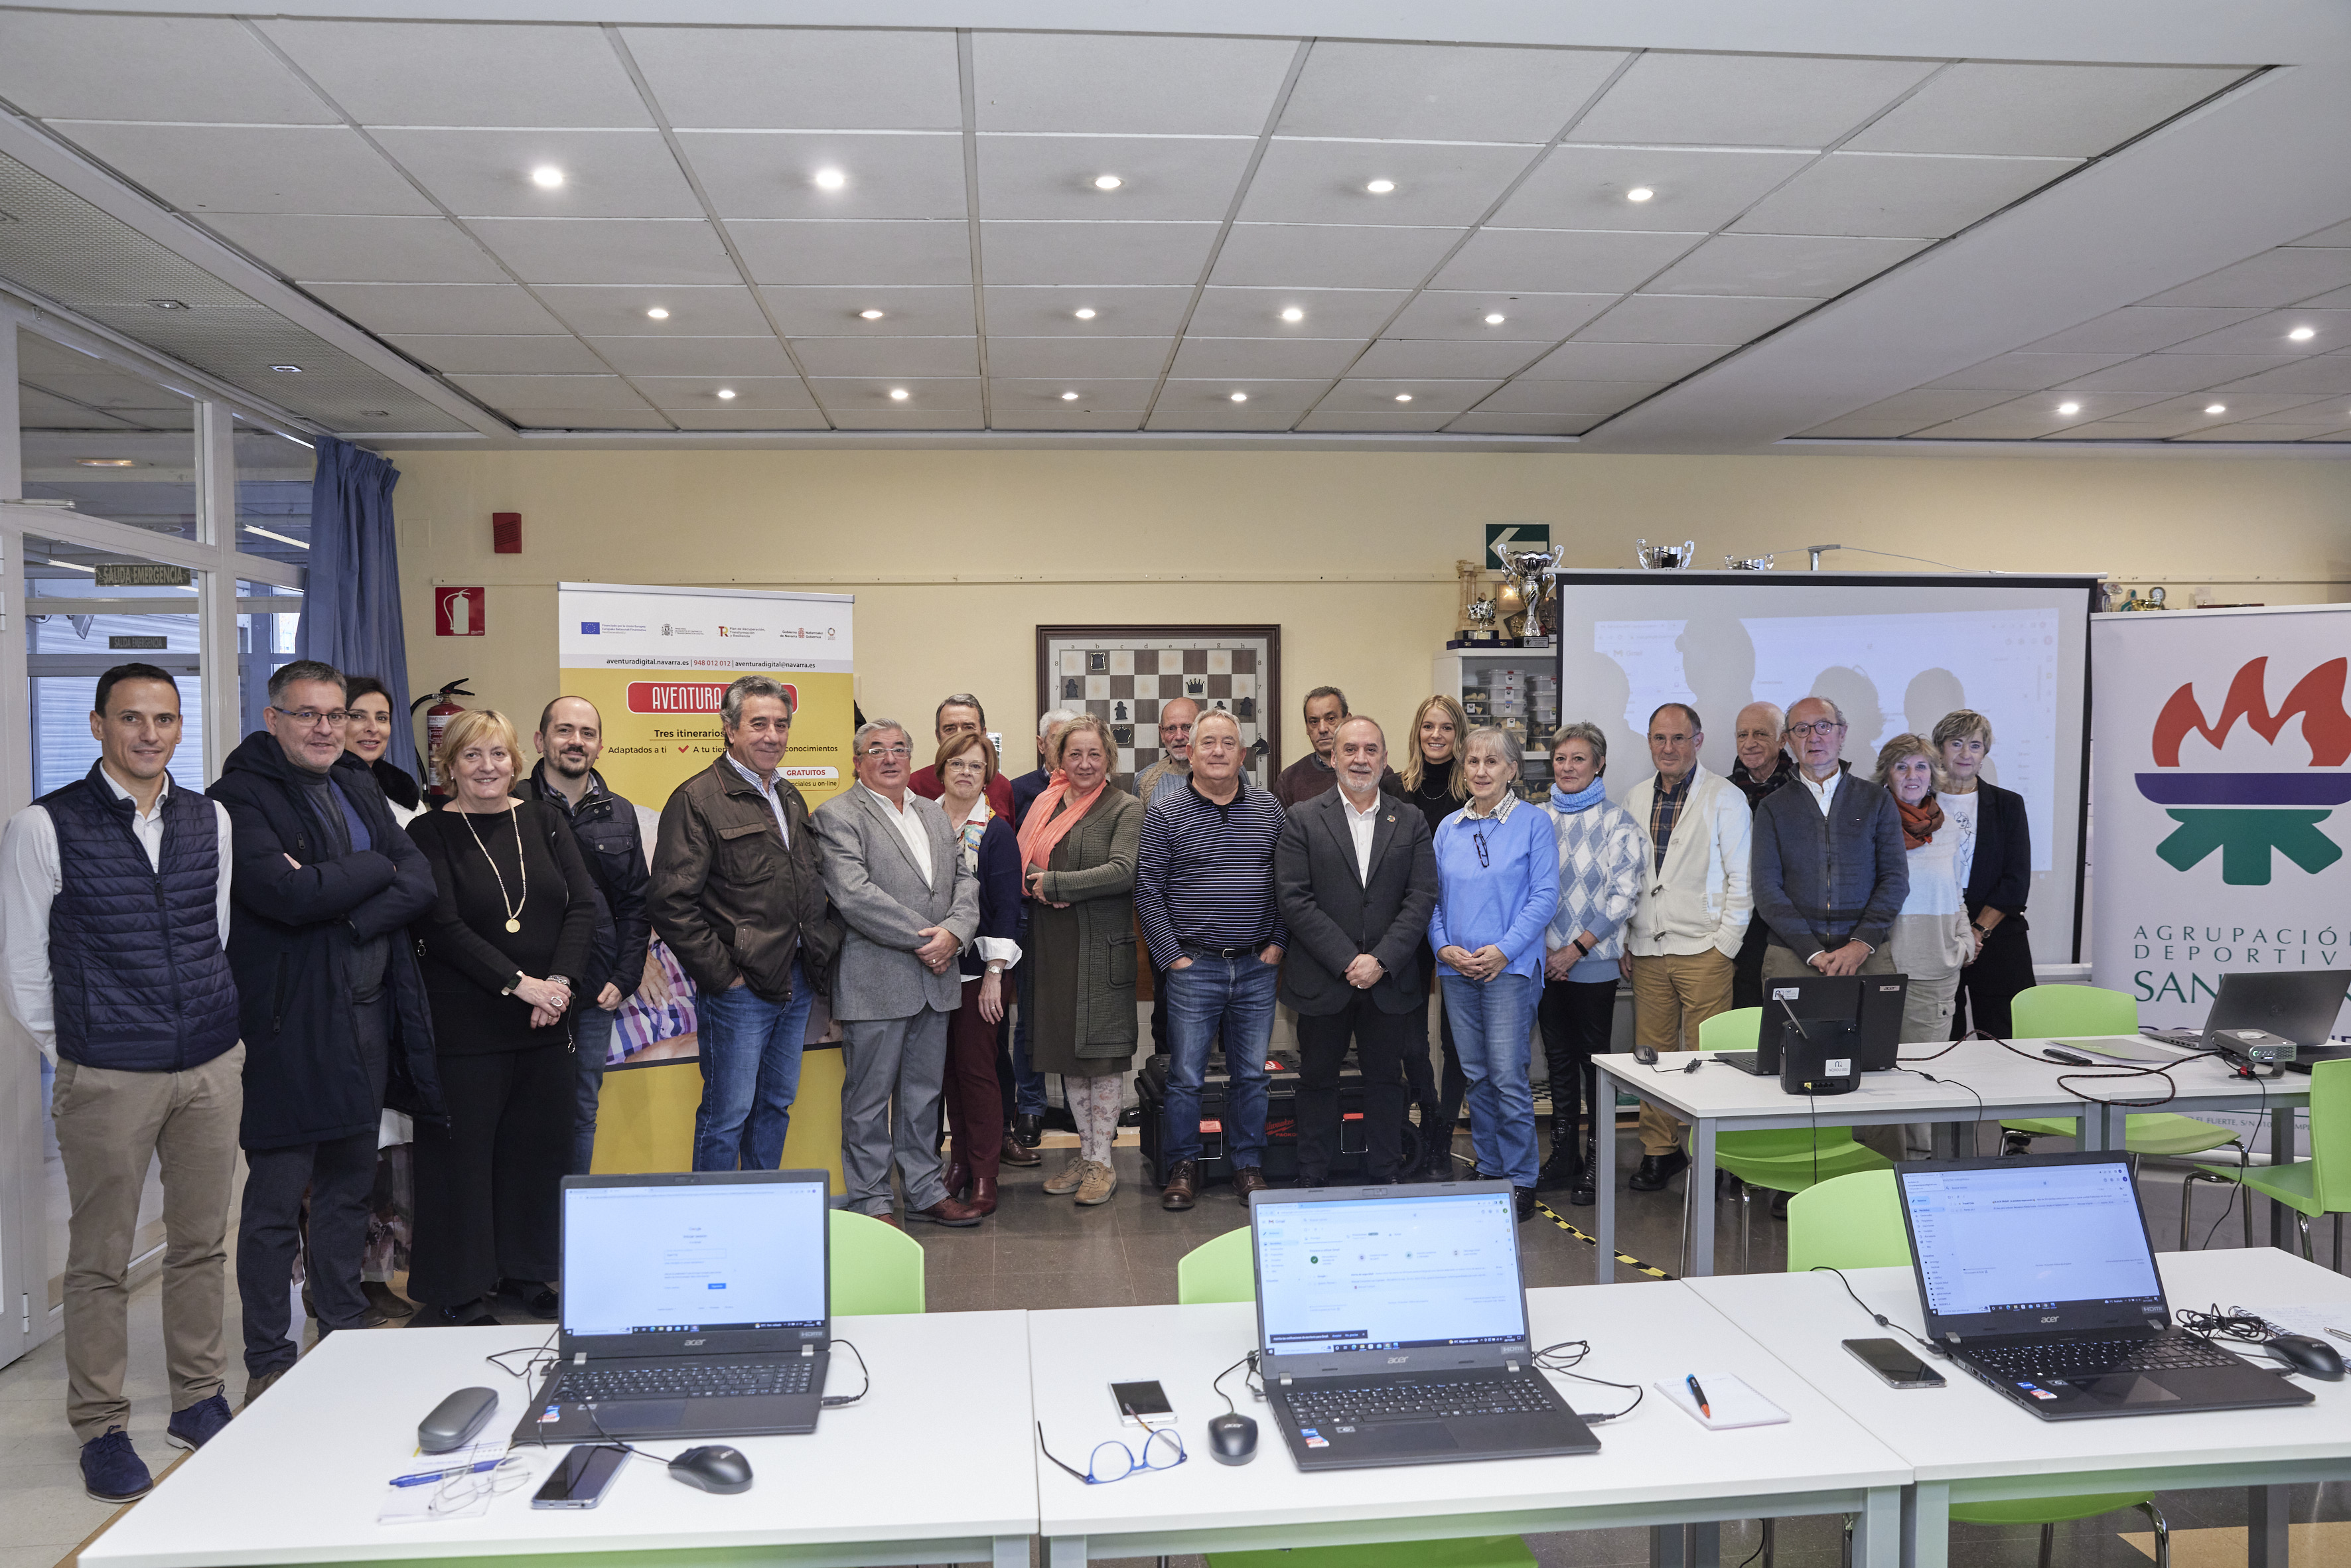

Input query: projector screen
[1551,571,2098,964]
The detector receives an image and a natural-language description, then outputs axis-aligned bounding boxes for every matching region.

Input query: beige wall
[389,447,2351,767]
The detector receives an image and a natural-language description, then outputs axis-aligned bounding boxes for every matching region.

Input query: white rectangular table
[1686,1249,2351,1568]
[1030,1283,1911,1568]
[80,1313,1036,1568]
[1593,1038,2310,1281]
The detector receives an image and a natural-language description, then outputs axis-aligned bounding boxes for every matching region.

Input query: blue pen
[1686,1375,1711,1419]
[391,1459,504,1488]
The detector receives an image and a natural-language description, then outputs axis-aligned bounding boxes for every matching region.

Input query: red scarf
[1896,793,1944,851]
[1015,770,1106,879]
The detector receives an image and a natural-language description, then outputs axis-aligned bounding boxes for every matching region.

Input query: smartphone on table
[1843,1337,1945,1388]
[532,1443,628,1508]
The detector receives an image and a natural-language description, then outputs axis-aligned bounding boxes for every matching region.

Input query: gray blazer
[812,786,979,1021]
[1275,788,1440,1017]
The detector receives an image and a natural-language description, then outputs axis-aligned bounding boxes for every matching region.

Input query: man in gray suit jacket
[1273,717,1440,1186]
[814,719,985,1228]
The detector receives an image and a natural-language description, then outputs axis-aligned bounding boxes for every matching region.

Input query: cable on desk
[2175,1303,2278,1344]
[1809,1265,1949,1359]
[1532,1339,1644,1423]
[1887,1067,1987,1158]
[1980,1030,2188,1110]
[820,1338,870,1408]
[486,1332,559,1385]
[1212,1350,1263,1413]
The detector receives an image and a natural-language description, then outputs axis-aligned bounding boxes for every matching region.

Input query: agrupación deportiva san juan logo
[2135,656,2351,886]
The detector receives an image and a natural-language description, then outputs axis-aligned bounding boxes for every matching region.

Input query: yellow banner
[556,666,856,813]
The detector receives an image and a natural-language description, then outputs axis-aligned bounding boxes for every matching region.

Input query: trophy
[1635,539,1695,569]
[1454,558,1499,644]
[1504,544,1564,647]
[1724,553,1774,571]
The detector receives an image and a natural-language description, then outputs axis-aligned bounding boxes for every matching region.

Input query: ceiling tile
[1239,141,1537,228]
[255,19,652,128]
[540,285,773,336]
[634,376,816,411]
[306,283,566,336]
[384,334,604,374]
[1815,388,2019,425]
[2017,306,2269,354]
[1431,228,1699,294]
[829,409,986,430]
[496,407,673,430]
[2029,419,2173,441]
[789,336,980,377]
[983,337,1173,378]
[988,378,1161,413]
[762,286,975,336]
[1643,233,1929,298]
[1188,287,1410,338]
[1143,407,1303,431]
[1214,224,1467,290]
[466,218,737,285]
[976,135,1254,222]
[969,33,1299,136]
[202,214,504,284]
[52,123,430,215]
[17,386,137,431]
[1794,415,1936,439]
[2053,354,2301,395]
[449,373,658,412]
[1520,340,1731,380]
[982,287,1194,336]
[1567,53,1940,148]
[2294,285,2351,309]
[0,13,334,123]
[981,222,1220,287]
[2289,220,2351,248]
[1911,391,2169,439]
[1445,412,1589,435]
[2201,357,2351,397]
[1295,406,1462,433]
[1845,64,2244,157]
[585,336,795,376]
[2078,393,2328,433]
[678,131,967,221]
[1317,377,1501,412]
[2159,307,2351,355]
[620,27,963,130]
[1276,41,1627,143]
[1350,339,1542,379]
[669,409,831,429]
[370,128,698,220]
[2139,248,2351,308]
[1577,293,1813,342]
[990,409,1148,431]
[1157,378,1330,412]
[2169,421,2346,443]
[732,220,973,287]
[1923,351,2136,390]
[1731,152,2078,240]
[1495,147,1810,233]
[2231,401,2351,425]
[809,376,983,412]
[1166,337,1367,379]
[1382,291,1614,340]
[1468,379,1660,416]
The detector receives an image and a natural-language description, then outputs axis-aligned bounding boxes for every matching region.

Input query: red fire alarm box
[492,512,522,553]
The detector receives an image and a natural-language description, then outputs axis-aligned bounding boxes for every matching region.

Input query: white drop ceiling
[0,2,2346,453]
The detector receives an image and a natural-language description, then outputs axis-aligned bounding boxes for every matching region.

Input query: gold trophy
[1454,559,1500,644]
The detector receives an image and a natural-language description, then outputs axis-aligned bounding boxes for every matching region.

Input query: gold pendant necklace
[464,806,528,933]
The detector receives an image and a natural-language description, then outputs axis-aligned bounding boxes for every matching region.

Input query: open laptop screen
[1898,1157,2167,1338]
[1254,1190,1526,1359]
[563,1176,827,1339]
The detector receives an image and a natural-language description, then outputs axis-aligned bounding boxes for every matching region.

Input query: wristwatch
[1571,936,1593,958]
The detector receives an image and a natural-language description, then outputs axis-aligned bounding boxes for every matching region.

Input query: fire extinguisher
[411,679,475,803]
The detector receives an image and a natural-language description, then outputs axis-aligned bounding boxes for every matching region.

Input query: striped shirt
[1135,777,1289,970]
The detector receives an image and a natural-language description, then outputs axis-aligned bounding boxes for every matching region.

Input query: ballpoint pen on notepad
[390,1459,505,1488]
[2327,1328,2351,1347]
[1686,1376,1711,1419]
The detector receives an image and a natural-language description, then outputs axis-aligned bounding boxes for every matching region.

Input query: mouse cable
[2174,1303,2279,1344]
[820,1338,870,1407]
[1212,1350,1263,1413]
[1808,1265,1949,1360]
[1531,1339,1644,1423]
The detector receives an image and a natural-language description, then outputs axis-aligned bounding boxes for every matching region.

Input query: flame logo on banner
[2136,657,2351,884]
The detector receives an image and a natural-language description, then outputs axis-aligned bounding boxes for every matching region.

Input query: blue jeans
[693,961,815,1172]
[1010,959,1047,1117]
[1441,971,1539,1190]
[1161,953,1279,1171]
[571,1005,617,1176]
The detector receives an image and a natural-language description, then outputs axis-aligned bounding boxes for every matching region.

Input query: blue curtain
[296,436,418,773]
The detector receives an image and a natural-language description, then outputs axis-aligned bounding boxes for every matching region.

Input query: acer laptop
[1716,973,1910,1076]
[2143,970,2350,1071]
[515,1170,831,1446]
[1249,1182,1600,1470]
[1894,1153,2311,1421]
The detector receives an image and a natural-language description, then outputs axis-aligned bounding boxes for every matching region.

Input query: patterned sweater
[1543,796,1646,982]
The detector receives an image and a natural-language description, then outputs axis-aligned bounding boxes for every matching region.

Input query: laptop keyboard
[1285,1376,1553,1425]
[1968,1331,2242,1379]
[553,1360,814,1401]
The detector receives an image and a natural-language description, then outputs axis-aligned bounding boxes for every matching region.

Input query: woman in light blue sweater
[1535,723,1644,1207]
[1429,727,1559,1220]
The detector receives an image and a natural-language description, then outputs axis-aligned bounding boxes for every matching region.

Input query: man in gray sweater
[1750,697,1908,983]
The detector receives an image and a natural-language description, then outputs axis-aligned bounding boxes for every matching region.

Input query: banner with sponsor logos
[2090,604,2350,1038]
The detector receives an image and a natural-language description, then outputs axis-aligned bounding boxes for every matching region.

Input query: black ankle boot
[1535,1143,1579,1192]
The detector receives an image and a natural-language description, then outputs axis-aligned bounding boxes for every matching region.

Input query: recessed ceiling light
[530,165,564,189]
[889,388,910,401]
[147,299,188,311]
[646,307,670,320]
[2056,401,2081,415]
[859,309,885,320]
[269,364,302,373]
[1484,313,1506,325]
[1073,308,1097,320]
[1365,178,1396,194]
[1394,393,1413,403]
[2289,326,2316,342]
[1230,392,1249,403]
[1280,307,1305,323]
[1093,174,1123,190]
[2204,403,2228,414]
[814,168,847,190]
[78,458,135,467]
[1626,186,1656,202]
[717,388,737,400]
[1061,392,1080,401]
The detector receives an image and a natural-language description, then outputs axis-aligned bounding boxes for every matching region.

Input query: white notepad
[1654,1374,1790,1431]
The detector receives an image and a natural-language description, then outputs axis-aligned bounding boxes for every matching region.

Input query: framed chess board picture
[1036,624,1282,792]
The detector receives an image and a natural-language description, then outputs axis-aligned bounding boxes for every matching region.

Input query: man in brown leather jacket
[648,677,841,1171]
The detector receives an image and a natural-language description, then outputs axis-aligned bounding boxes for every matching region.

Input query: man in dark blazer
[1274,716,1441,1185]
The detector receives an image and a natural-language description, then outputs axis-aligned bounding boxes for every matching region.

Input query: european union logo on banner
[581,622,600,634]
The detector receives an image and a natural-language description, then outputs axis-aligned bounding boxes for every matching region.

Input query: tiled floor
[4,1122,2344,1568]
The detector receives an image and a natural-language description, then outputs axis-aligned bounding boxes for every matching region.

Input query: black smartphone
[531,1444,628,1508]
[1843,1337,1945,1388]
[1111,1380,1174,1429]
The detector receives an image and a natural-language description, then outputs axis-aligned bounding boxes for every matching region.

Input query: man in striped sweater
[1137,709,1287,1209]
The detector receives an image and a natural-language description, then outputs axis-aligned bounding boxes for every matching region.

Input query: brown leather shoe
[968,1176,999,1215]
[1161,1159,1199,1210]
[874,1212,904,1230]
[1232,1167,1269,1205]
[1000,1133,1042,1167]
[943,1158,971,1199]
[908,1196,985,1227]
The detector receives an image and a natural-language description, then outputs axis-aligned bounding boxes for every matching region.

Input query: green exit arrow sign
[1484,524,1549,571]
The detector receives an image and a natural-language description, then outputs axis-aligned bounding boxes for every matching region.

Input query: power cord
[1809,1265,1950,1360]
[2174,1303,2277,1344]
[486,1332,559,1385]
[1888,1067,1986,1157]
[820,1338,871,1408]
[1531,1338,1645,1423]
[1212,1350,1264,1413]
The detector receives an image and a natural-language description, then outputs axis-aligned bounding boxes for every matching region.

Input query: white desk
[1686,1249,2351,1568]
[80,1313,1036,1568]
[1031,1283,1911,1568]
[1593,1038,2310,1281]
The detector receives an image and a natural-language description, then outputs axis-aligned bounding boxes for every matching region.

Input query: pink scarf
[1015,770,1106,880]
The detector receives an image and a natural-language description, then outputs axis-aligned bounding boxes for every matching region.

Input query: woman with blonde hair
[1873,733,1975,1052]
[1399,694,1470,1177]
[1934,708,2033,1040]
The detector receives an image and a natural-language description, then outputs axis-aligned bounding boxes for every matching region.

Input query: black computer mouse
[1206,1412,1258,1464]
[668,1445,754,1493]
[2265,1334,2346,1381]
[1633,1044,1660,1066]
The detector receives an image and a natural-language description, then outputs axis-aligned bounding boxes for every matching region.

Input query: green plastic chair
[1786,1173,2169,1568]
[827,1208,925,1316]
[1177,1234,1534,1568]
[2000,985,2240,1164]
[2188,1057,2351,1266]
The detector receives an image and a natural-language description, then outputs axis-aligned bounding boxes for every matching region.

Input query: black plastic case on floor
[1133,1049,1419,1187]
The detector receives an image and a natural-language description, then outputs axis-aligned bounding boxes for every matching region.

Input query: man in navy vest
[210,662,444,1383]
[1,665,240,1502]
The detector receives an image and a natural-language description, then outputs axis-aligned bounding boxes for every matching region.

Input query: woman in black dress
[1401,693,1471,1178]
[1934,709,2034,1040]
[406,709,598,1326]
